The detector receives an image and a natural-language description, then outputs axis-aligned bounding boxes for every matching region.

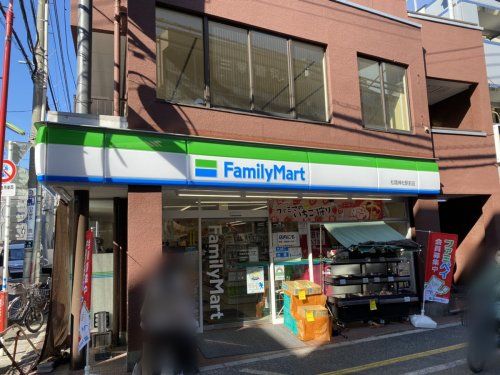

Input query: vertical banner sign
[78,230,94,352]
[423,232,458,304]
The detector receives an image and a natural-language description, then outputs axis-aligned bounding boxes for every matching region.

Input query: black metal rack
[323,256,418,323]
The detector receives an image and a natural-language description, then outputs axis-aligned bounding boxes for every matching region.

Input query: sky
[0,0,75,167]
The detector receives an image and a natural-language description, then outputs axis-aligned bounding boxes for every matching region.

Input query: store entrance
[202,218,270,326]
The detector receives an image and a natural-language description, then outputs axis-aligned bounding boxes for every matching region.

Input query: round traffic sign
[2,160,16,183]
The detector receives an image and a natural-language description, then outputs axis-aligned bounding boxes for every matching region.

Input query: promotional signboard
[423,232,458,304]
[246,266,265,294]
[269,199,384,223]
[78,230,94,352]
[273,232,300,247]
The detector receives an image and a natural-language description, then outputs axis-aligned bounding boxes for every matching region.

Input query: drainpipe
[113,0,120,116]
[75,0,92,114]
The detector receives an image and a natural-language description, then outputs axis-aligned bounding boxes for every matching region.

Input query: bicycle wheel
[8,296,23,321]
[24,307,45,333]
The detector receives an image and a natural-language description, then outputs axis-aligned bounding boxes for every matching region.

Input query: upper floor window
[156,8,328,122]
[156,9,205,105]
[357,57,411,132]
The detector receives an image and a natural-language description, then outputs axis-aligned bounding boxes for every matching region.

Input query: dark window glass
[156,9,205,105]
[251,31,291,115]
[358,57,411,132]
[292,41,327,121]
[209,22,251,110]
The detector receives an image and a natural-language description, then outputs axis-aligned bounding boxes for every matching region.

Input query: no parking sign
[2,159,16,183]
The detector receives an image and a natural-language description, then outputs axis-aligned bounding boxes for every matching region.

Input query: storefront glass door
[201,218,270,326]
[164,218,201,329]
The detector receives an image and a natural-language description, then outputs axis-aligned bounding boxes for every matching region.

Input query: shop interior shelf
[323,257,408,265]
[325,274,411,286]
[328,294,418,307]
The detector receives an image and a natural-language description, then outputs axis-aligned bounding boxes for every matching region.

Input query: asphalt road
[202,323,500,374]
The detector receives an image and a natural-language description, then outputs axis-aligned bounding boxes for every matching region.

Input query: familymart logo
[195,159,218,178]
[193,156,307,184]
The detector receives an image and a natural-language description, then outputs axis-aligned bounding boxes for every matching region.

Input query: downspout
[75,0,92,113]
[113,0,120,116]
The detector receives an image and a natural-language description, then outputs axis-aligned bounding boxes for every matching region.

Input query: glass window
[155,8,328,122]
[251,32,291,115]
[202,219,270,325]
[292,41,327,121]
[383,63,411,132]
[156,9,205,105]
[358,57,385,130]
[209,22,251,110]
[358,57,411,132]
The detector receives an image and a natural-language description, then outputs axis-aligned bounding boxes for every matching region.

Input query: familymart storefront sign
[35,123,440,195]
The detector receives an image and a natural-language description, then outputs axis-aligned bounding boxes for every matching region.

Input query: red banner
[423,232,458,304]
[269,199,384,223]
[82,230,93,310]
[78,229,94,351]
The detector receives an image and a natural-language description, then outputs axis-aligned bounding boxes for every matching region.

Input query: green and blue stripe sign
[35,123,440,195]
[195,159,218,178]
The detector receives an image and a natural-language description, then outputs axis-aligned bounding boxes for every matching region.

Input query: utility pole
[0,0,14,332]
[24,0,47,285]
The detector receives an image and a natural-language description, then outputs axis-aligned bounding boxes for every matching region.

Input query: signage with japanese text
[269,199,384,223]
[423,232,458,304]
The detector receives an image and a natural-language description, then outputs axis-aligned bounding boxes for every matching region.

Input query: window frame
[155,6,329,123]
[357,56,412,134]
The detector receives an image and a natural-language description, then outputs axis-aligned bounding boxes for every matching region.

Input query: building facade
[36,0,500,368]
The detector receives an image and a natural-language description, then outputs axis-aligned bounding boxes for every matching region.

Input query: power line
[18,0,36,56]
[51,0,73,106]
[61,0,76,88]
[0,2,58,111]
[48,6,71,110]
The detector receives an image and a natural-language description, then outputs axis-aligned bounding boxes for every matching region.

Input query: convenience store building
[45,0,500,368]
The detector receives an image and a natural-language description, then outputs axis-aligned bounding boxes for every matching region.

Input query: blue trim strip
[38,175,105,183]
[38,174,439,195]
[195,168,217,178]
[105,177,188,186]
[187,180,311,190]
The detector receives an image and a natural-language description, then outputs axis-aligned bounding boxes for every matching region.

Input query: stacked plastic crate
[282,280,330,342]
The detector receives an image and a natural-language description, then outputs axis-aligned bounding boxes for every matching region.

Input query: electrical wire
[47,2,71,110]
[18,0,36,57]
[0,2,58,111]
[51,0,73,105]
[61,0,75,88]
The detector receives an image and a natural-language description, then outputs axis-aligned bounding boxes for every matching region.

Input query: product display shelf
[323,256,418,323]
[325,274,411,286]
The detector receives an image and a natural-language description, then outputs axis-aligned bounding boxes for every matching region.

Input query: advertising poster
[246,266,265,294]
[272,232,300,247]
[423,232,458,304]
[274,265,285,281]
[269,199,384,223]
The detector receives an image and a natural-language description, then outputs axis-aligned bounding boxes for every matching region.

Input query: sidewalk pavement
[0,324,46,374]
[0,315,463,374]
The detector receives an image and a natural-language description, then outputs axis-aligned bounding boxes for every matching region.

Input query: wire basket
[28,286,50,309]
[7,282,26,296]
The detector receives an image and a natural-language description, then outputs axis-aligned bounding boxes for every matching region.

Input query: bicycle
[7,280,50,334]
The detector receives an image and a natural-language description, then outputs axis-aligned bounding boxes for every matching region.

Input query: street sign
[2,183,15,197]
[2,160,16,183]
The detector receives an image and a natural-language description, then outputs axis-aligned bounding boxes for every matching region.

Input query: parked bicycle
[7,278,51,333]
